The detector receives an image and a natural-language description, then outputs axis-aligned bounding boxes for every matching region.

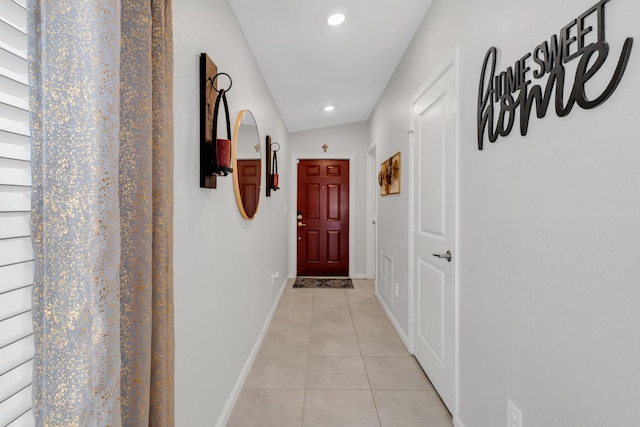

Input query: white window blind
[0,0,35,425]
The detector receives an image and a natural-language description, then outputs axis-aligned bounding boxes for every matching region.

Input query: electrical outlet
[394,282,399,297]
[507,399,522,427]
[271,271,280,284]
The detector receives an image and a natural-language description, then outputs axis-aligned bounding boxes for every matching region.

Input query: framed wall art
[379,152,400,196]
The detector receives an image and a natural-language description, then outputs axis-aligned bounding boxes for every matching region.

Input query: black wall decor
[200,54,234,188]
[477,0,633,150]
[265,135,280,197]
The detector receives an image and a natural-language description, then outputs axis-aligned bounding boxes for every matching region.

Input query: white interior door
[411,62,456,413]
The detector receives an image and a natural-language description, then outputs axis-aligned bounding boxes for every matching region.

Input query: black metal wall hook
[210,72,233,93]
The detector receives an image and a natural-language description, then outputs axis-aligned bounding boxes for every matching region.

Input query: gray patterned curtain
[28,1,174,425]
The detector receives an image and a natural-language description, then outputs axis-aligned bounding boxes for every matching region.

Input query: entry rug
[293,277,354,289]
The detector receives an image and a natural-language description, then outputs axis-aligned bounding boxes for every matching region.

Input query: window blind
[0,0,35,425]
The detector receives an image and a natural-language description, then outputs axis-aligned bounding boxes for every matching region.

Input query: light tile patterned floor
[227,279,453,427]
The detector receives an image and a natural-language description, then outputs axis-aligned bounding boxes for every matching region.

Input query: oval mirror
[232,109,261,219]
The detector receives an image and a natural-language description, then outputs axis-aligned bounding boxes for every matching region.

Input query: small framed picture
[379,152,400,196]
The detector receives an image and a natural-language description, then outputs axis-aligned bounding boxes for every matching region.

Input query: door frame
[366,144,377,280]
[289,152,356,278]
[408,45,461,419]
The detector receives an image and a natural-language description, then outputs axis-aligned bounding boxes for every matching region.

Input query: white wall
[288,122,370,277]
[370,0,640,426]
[173,0,290,425]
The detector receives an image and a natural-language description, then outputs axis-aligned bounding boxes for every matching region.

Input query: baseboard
[376,291,411,352]
[215,276,289,427]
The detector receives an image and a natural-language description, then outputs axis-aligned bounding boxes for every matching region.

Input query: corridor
[227,279,453,426]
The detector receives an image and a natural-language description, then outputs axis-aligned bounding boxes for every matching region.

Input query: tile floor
[227,279,453,427]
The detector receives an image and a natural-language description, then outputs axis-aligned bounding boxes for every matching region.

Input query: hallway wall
[370,0,640,426]
[288,122,370,278]
[173,0,290,424]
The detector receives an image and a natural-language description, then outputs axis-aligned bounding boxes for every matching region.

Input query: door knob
[297,222,307,227]
[432,251,452,262]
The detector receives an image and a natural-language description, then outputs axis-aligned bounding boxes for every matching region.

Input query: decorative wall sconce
[265,135,280,197]
[200,53,233,189]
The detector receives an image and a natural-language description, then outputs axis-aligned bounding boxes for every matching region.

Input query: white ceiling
[229,0,433,133]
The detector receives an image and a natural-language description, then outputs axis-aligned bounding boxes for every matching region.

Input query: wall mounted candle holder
[265,135,280,196]
[200,53,233,189]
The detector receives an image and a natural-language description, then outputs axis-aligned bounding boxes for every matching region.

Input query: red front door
[237,159,260,218]
[297,159,349,276]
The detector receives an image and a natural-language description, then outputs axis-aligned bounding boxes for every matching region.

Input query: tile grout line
[300,287,314,427]
[347,289,384,426]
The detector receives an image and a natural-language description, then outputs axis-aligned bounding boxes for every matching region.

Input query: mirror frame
[232,109,261,220]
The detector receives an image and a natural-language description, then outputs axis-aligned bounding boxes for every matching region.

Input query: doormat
[293,277,354,289]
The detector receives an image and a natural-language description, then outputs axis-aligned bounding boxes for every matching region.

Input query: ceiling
[228,0,434,133]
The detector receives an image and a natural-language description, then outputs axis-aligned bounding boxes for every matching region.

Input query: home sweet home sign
[477,0,633,150]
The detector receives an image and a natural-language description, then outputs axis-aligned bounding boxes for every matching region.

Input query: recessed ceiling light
[327,13,345,26]
[324,105,335,112]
